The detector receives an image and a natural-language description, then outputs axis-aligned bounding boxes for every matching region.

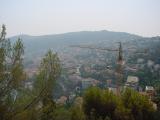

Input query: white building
[125,76,139,90]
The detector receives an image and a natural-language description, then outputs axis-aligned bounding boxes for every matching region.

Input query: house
[106,79,112,86]
[145,86,155,98]
[125,76,139,90]
[146,86,154,92]
[81,78,99,89]
[108,85,117,95]
[56,96,68,105]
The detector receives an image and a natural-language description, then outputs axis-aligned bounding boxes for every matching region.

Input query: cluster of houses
[56,75,156,109]
[80,75,155,98]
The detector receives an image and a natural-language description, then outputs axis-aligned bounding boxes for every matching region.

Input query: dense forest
[0,25,160,120]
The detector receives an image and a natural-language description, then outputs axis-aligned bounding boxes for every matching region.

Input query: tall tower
[116,42,124,95]
[117,42,123,65]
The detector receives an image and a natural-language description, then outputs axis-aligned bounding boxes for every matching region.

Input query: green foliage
[41,99,56,120]
[12,50,61,120]
[0,25,26,119]
[122,88,154,120]
[83,87,155,120]
[0,25,62,120]
[32,50,61,120]
[37,50,61,98]
[53,107,71,120]
[83,87,119,120]
[70,97,85,120]
[153,85,160,112]
[70,106,85,120]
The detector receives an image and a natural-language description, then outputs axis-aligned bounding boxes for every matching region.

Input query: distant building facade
[81,78,99,89]
[125,76,139,90]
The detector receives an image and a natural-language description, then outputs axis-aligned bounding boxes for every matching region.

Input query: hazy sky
[0,0,160,37]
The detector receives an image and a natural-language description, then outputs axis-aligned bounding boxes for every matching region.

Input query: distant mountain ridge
[9,30,145,58]
[10,30,142,46]
[10,30,142,41]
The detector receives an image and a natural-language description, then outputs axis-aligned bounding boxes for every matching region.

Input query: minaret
[117,42,123,65]
[116,42,124,95]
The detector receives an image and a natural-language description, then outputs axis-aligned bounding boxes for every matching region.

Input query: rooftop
[127,76,139,83]
[145,86,154,91]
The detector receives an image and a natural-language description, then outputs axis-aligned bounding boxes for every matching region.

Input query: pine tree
[0,25,26,120]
